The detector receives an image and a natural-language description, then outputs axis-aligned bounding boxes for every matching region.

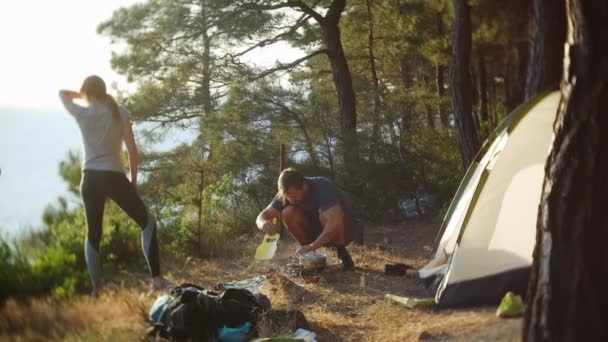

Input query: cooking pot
[299,252,326,272]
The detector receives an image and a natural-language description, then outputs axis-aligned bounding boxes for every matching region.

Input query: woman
[59,75,171,297]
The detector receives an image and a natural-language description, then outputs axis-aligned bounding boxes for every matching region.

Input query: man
[256,168,359,270]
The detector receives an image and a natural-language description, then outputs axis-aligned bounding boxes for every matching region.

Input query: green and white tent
[418,91,561,307]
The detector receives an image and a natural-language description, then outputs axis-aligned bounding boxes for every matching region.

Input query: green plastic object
[385,294,435,309]
[255,234,279,260]
[496,291,525,318]
[255,218,279,260]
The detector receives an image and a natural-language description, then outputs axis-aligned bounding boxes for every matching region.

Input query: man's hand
[296,244,316,256]
[261,221,278,235]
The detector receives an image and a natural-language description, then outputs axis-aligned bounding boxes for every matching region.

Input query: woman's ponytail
[106,94,121,122]
[80,75,121,122]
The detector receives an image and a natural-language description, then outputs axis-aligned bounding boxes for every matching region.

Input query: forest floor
[0,218,522,341]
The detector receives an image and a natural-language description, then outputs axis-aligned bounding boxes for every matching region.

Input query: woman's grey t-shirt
[60,95,130,172]
[270,177,356,224]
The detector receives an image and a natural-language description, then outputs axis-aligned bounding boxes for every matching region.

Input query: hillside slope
[0,219,522,341]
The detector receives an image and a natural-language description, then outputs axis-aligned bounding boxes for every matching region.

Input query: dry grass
[0,219,522,341]
[0,289,147,341]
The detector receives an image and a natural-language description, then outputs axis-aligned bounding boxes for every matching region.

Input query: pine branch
[248,48,328,81]
[218,12,311,62]
[243,1,325,23]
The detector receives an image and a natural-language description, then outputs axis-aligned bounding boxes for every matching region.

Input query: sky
[0,1,304,111]
[0,1,148,110]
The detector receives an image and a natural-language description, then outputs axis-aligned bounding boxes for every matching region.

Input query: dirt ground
[0,219,523,341]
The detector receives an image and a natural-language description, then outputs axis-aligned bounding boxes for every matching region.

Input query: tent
[418,91,561,307]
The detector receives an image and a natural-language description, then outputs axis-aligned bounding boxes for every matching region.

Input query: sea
[0,107,194,239]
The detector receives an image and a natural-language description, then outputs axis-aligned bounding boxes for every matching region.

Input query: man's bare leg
[281,205,315,245]
[282,206,355,270]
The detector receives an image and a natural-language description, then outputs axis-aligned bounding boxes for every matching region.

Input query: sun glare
[0,1,140,110]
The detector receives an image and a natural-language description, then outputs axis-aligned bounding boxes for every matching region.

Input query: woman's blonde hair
[80,75,120,121]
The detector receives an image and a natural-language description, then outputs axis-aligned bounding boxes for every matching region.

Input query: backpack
[148,283,270,341]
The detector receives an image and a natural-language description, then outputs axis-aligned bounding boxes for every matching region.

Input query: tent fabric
[419,91,561,308]
[418,130,510,279]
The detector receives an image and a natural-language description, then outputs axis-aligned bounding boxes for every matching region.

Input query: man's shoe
[336,246,355,271]
[341,260,355,271]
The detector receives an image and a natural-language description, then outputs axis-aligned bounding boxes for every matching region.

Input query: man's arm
[122,118,139,188]
[297,203,344,255]
[256,205,280,235]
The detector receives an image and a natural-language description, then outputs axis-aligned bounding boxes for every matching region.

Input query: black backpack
[148,283,269,341]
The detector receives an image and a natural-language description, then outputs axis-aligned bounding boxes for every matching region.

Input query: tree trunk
[198,6,213,117]
[506,44,529,112]
[524,0,567,100]
[321,0,358,170]
[436,12,449,128]
[201,31,212,116]
[524,1,608,341]
[325,136,335,179]
[426,104,436,129]
[489,76,497,129]
[450,0,480,170]
[260,0,357,174]
[400,57,412,90]
[320,111,336,180]
[323,25,356,134]
[515,42,529,104]
[478,49,489,136]
[366,0,382,163]
[470,63,480,133]
[504,52,515,113]
[437,63,448,127]
[198,168,204,254]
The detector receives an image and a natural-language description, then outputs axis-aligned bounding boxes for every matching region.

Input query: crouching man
[256,168,360,271]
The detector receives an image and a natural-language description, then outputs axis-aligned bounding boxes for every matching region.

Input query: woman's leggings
[81,170,160,290]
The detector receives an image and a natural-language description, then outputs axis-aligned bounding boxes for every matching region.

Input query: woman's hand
[59,90,81,99]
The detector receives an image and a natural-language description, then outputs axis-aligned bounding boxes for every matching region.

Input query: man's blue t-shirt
[270,177,356,225]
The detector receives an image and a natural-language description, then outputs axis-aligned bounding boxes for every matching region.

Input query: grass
[0,219,522,341]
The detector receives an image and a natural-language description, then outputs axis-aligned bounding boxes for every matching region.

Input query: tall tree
[450,0,480,169]
[524,1,608,341]
[477,50,489,135]
[436,9,449,128]
[246,0,358,170]
[366,0,382,163]
[524,0,567,100]
[471,0,531,126]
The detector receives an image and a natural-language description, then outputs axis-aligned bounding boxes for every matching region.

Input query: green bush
[0,196,157,301]
[165,173,257,258]
[0,238,28,303]
[0,237,87,303]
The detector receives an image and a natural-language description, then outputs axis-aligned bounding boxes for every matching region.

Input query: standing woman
[59,75,171,297]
